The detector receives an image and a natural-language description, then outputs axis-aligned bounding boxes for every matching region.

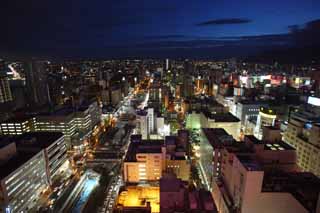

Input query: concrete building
[160,174,185,212]
[0,146,47,213]
[0,117,34,135]
[212,135,319,213]
[123,139,165,183]
[164,135,191,182]
[155,117,165,136]
[24,61,50,106]
[147,108,154,134]
[123,135,190,183]
[0,74,13,104]
[283,104,320,177]
[235,100,268,125]
[187,97,227,113]
[35,111,76,147]
[204,112,241,140]
[1,101,101,147]
[186,110,240,140]
[166,158,190,182]
[0,132,68,213]
[137,108,162,139]
[198,128,236,190]
[138,111,149,140]
[15,132,68,185]
[262,126,282,142]
[111,86,122,106]
[160,174,217,213]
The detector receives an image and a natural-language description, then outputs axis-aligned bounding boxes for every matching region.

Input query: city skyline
[0,1,320,213]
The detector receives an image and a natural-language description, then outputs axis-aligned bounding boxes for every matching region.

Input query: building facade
[283,106,320,177]
[0,75,13,104]
[0,147,48,213]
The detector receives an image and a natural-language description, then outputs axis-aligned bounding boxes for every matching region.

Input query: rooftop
[238,100,269,105]
[202,111,240,122]
[264,141,295,151]
[125,140,164,162]
[165,136,177,145]
[262,172,320,212]
[202,128,235,147]
[263,125,280,131]
[237,155,262,171]
[117,186,159,213]
[2,115,33,123]
[0,152,37,180]
[245,135,262,144]
[160,175,185,192]
[15,132,64,150]
[245,135,295,151]
[190,96,223,107]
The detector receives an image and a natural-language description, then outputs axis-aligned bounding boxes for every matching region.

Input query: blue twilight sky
[1,0,320,58]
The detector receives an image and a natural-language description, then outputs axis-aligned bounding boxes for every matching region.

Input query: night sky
[1,0,320,59]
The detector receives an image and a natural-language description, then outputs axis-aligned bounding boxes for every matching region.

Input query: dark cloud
[196,18,252,26]
[288,19,320,46]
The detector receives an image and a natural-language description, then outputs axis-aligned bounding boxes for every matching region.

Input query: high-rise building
[9,79,27,109]
[283,98,320,177]
[0,143,48,213]
[165,59,170,71]
[0,116,34,135]
[137,108,157,139]
[198,128,236,190]
[212,135,319,213]
[1,101,100,147]
[25,61,49,106]
[0,73,13,104]
[182,60,194,98]
[0,132,69,213]
[147,108,154,133]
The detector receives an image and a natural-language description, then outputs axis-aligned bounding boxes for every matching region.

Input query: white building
[235,100,268,125]
[0,132,68,213]
[254,107,276,139]
[283,98,320,177]
[138,108,160,140]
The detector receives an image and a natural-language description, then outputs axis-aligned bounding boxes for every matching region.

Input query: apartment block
[211,135,319,213]
[0,132,69,213]
[283,105,320,177]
